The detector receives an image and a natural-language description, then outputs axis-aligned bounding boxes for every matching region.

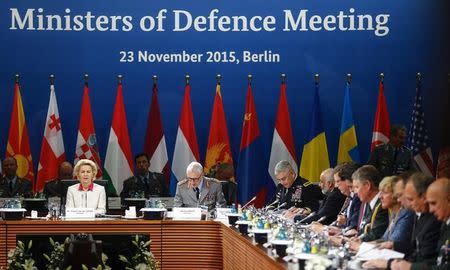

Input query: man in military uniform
[120,153,169,200]
[368,125,415,178]
[174,161,226,208]
[0,157,32,198]
[266,160,323,214]
[43,161,74,198]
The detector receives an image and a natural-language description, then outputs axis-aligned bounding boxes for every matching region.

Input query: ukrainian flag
[337,82,360,164]
[299,80,330,182]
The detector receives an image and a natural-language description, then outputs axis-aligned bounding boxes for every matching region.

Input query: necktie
[340,196,351,214]
[9,181,14,191]
[194,187,200,200]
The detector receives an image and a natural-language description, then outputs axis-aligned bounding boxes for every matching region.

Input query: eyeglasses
[187,176,202,181]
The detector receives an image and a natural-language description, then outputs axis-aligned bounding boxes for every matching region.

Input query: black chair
[220,180,237,206]
[63,233,103,270]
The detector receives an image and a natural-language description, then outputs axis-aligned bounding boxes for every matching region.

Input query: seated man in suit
[297,168,346,224]
[0,157,32,198]
[43,161,74,198]
[267,160,323,214]
[120,153,170,200]
[390,177,450,270]
[174,161,226,208]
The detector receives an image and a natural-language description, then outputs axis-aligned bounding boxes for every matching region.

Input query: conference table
[0,219,288,269]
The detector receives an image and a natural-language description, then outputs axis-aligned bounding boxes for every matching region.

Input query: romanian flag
[236,81,267,207]
[6,79,34,183]
[204,83,234,177]
[337,82,360,164]
[299,79,330,182]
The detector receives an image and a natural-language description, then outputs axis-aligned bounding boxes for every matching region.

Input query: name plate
[216,207,232,219]
[172,207,202,220]
[108,197,121,209]
[65,207,95,219]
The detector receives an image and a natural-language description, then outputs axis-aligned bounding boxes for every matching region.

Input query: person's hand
[336,214,347,226]
[391,259,412,270]
[327,226,342,236]
[329,236,345,246]
[310,222,325,233]
[343,228,358,237]
[377,241,394,250]
[362,259,388,269]
[348,238,362,252]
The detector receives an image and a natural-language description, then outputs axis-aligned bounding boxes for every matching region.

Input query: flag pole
[216,74,221,85]
[15,74,19,83]
[84,73,89,86]
[185,74,190,86]
[416,72,422,84]
[281,73,286,84]
[379,72,384,83]
[152,75,157,87]
[314,73,320,86]
[49,74,55,86]
[248,74,252,86]
[347,73,352,84]
[117,74,123,85]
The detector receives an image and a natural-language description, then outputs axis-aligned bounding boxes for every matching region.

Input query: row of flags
[3,74,442,204]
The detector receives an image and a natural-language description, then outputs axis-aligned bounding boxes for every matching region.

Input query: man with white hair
[174,161,226,208]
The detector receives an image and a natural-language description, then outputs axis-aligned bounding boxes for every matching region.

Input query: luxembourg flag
[170,80,200,194]
[268,80,297,184]
[36,77,66,192]
[103,76,133,196]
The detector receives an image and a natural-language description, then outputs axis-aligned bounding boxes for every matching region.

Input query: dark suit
[120,172,169,199]
[368,143,415,178]
[393,212,442,263]
[43,180,62,198]
[297,188,346,225]
[0,177,32,198]
[268,177,323,211]
[410,220,450,270]
[344,195,362,229]
[359,197,389,242]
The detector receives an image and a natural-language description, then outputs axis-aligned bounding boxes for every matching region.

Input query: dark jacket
[298,188,346,225]
[120,172,169,199]
[367,143,415,178]
[0,177,32,198]
[394,212,442,263]
[359,197,389,242]
[43,180,62,198]
[268,177,323,211]
[345,195,362,229]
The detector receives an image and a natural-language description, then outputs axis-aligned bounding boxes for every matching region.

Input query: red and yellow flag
[205,84,234,177]
[6,81,35,183]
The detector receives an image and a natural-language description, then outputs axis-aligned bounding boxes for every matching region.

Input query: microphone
[242,196,257,209]
[264,199,280,210]
[272,202,287,211]
[297,211,316,223]
[316,215,327,224]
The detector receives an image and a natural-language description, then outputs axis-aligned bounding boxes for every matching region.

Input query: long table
[0,219,287,269]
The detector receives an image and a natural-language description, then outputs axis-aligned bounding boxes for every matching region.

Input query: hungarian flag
[170,83,200,194]
[36,80,66,192]
[144,81,169,184]
[74,80,103,178]
[371,80,390,151]
[103,79,133,196]
[204,83,234,177]
[6,79,34,184]
[268,81,297,184]
[236,82,267,207]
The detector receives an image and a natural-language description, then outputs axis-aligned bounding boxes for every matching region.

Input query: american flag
[407,75,434,176]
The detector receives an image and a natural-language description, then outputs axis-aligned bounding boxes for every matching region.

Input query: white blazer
[65,183,106,215]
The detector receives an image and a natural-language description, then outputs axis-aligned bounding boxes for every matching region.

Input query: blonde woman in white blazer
[66,159,106,215]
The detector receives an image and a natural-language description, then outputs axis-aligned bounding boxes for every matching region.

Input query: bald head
[58,162,74,180]
[426,178,450,221]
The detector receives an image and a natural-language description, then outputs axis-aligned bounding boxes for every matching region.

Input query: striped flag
[103,78,133,196]
[170,81,200,194]
[6,77,34,184]
[371,79,390,151]
[299,77,330,182]
[144,80,169,184]
[36,78,66,192]
[204,82,234,177]
[337,80,360,164]
[268,80,297,184]
[407,75,434,176]
[74,78,103,178]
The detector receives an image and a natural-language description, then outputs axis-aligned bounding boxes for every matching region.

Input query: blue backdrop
[0,1,448,188]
